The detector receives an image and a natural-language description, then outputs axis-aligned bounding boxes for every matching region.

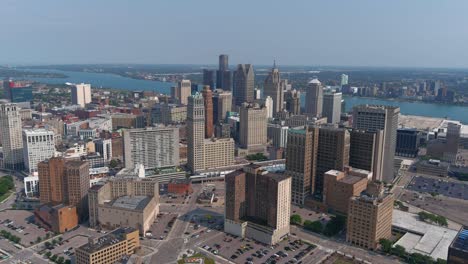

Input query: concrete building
[322,92,342,124]
[0,103,24,170]
[22,128,56,173]
[396,128,420,158]
[173,79,191,105]
[88,176,159,234]
[75,227,140,264]
[94,138,112,162]
[233,64,254,106]
[111,113,145,130]
[286,126,319,205]
[224,165,291,245]
[151,103,187,125]
[285,89,301,115]
[24,175,39,197]
[123,126,179,169]
[239,102,267,154]
[349,129,384,181]
[213,89,232,124]
[202,85,214,138]
[305,79,323,118]
[265,96,274,119]
[267,122,288,149]
[416,159,449,177]
[341,74,349,86]
[448,226,468,264]
[263,63,283,114]
[71,83,92,107]
[316,126,350,196]
[353,105,400,183]
[323,168,371,215]
[346,182,394,250]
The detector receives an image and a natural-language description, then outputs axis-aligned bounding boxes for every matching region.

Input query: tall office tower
[239,102,267,153]
[212,89,232,124]
[347,181,393,250]
[446,122,461,157]
[434,80,441,96]
[176,79,192,105]
[353,105,400,183]
[225,164,291,245]
[305,79,323,118]
[285,90,301,115]
[71,83,92,107]
[22,129,56,173]
[286,126,319,205]
[187,93,206,172]
[0,103,24,170]
[263,63,283,114]
[216,54,231,90]
[203,69,216,89]
[202,85,214,138]
[267,122,289,149]
[3,80,33,103]
[340,74,349,86]
[323,92,342,124]
[349,130,384,181]
[233,64,255,106]
[38,158,90,217]
[123,126,179,169]
[94,138,112,162]
[254,88,261,100]
[316,126,350,196]
[265,96,274,118]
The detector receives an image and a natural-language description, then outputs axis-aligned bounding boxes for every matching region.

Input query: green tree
[36,237,42,243]
[379,238,393,253]
[303,220,323,233]
[109,159,118,168]
[45,251,52,258]
[57,256,64,264]
[58,237,63,242]
[64,260,71,264]
[50,254,57,261]
[290,214,302,225]
[323,215,346,237]
[391,245,406,257]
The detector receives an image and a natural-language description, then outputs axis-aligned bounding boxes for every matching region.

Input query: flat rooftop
[340,175,366,185]
[110,196,152,211]
[78,227,137,254]
[393,210,458,260]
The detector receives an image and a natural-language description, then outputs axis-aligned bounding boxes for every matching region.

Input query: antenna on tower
[273,59,277,69]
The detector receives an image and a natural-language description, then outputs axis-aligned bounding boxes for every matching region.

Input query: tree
[45,241,51,248]
[36,237,42,243]
[45,251,52,258]
[58,237,63,242]
[379,238,393,254]
[323,215,346,237]
[50,254,57,261]
[303,220,323,233]
[391,245,406,258]
[290,214,302,225]
[64,260,71,264]
[109,159,118,168]
[57,256,64,264]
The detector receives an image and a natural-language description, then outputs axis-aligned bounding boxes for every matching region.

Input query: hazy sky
[2,0,468,67]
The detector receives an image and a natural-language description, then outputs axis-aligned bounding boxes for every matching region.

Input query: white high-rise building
[177,79,192,105]
[341,74,349,86]
[305,79,323,118]
[265,96,274,119]
[123,126,179,169]
[0,103,24,170]
[95,138,112,162]
[22,129,56,173]
[71,83,92,107]
[323,92,342,124]
[24,175,39,197]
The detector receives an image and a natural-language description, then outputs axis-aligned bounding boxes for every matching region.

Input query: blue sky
[2,0,468,67]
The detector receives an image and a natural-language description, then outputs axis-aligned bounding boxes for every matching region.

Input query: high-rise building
[239,102,267,153]
[0,103,24,170]
[323,92,342,124]
[219,54,229,71]
[212,89,232,124]
[263,63,283,114]
[353,105,400,183]
[340,74,349,86]
[349,129,384,181]
[202,85,214,138]
[267,122,289,149]
[225,165,291,245]
[123,126,179,169]
[38,157,90,220]
[203,69,216,89]
[216,54,231,90]
[4,80,33,103]
[316,126,350,196]
[286,126,319,205]
[396,128,420,158]
[22,129,55,173]
[175,79,192,105]
[71,83,92,107]
[346,181,394,250]
[285,90,301,115]
[448,226,468,264]
[233,64,255,106]
[94,138,112,162]
[305,79,323,118]
[265,96,274,118]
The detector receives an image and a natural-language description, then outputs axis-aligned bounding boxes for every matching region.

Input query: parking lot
[0,210,51,246]
[407,175,468,200]
[201,233,317,264]
[147,213,178,240]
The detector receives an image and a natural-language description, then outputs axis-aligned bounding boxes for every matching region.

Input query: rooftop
[451,226,468,253]
[340,175,366,185]
[109,196,152,211]
[78,227,137,254]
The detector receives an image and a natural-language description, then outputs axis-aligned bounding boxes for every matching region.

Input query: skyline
[2,0,468,68]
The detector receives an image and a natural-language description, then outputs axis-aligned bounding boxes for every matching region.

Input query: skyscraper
[71,83,92,107]
[239,102,267,153]
[176,79,192,105]
[219,54,229,71]
[22,128,56,173]
[202,86,214,138]
[216,54,231,90]
[305,79,323,118]
[203,69,216,89]
[265,96,273,118]
[233,64,255,106]
[340,74,349,86]
[285,90,301,115]
[322,92,342,124]
[0,103,24,170]
[349,129,384,181]
[263,62,283,114]
[353,105,400,183]
[187,93,205,173]
[212,89,232,124]
[316,126,350,196]
[286,126,319,205]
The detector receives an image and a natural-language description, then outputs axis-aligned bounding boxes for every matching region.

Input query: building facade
[22,128,56,173]
[213,89,232,124]
[263,63,283,114]
[239,102,267,153]
[349,129,384,181]
[322,92,342,124]
[233,64,254,106]
[305,79,323,118]
[202,85,214,138]
[0,103,24,170]
[71,83,92,107]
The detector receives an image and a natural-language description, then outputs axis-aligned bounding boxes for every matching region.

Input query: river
[10,69,468,124]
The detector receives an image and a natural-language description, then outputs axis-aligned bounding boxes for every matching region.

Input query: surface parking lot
[407,176,468,200]
[0,210,51,247]
[148,213,178,240]
[201,233,316,264]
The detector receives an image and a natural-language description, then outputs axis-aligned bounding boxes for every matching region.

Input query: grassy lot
[0,190,13,203]
[177,253,215,264]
